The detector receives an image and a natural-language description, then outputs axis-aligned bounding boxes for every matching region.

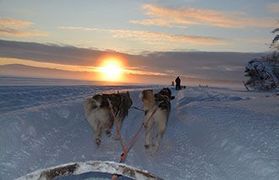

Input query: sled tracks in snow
[17,160,162,180]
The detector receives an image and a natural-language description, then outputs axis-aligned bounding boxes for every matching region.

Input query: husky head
[154,88,174,112]
[157,88,175,101]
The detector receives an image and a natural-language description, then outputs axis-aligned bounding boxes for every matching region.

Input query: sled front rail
[16,160,162,180]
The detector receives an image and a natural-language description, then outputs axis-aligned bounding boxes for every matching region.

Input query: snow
[1,84,279,179]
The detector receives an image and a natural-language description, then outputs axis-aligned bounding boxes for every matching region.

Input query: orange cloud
[59,26,225,45]
[0,18,32,28]
[112,29,224,45]
[131,4,276,28]
[0,18,47,37]
[58,26,100,31]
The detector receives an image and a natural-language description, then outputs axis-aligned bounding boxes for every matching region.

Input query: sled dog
[141,88,174,151]
[84,91,132,145]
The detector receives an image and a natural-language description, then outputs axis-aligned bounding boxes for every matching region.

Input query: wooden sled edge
[16,160,163,180]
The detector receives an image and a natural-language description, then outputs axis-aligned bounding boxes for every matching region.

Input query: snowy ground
[0,85,279,179]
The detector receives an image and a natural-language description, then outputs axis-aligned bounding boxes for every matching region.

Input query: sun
[98,58,124,82]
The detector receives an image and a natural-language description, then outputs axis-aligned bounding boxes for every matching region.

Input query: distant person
[175,76,181,90]
[171,81,174,86]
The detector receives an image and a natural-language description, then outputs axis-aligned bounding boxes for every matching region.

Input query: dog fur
[141,88,174,151]
[84,91,132,145]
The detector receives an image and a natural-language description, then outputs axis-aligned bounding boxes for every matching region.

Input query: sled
[16,160,162,180]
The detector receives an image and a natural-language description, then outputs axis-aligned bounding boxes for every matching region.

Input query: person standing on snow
[175,76,181,90]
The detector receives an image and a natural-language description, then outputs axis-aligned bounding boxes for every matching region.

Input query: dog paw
[96,138,101,146]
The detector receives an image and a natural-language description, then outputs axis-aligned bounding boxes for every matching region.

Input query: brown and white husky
[141,88,174,151]
[84,91,132,146]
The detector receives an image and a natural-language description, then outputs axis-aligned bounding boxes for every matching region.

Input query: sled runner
[17,161,162,180]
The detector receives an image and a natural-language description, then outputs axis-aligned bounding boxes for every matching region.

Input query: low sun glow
[98,58,124,82]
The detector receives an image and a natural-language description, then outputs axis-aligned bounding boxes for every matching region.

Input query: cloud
[0,56,169,77]
[0,18,47,37]
[0,39,104,66]
[267,2,279,14]
[0,39,266,85]
[131,4,276,28]
[0,18,32,28]
[0,39,168,78]
[0,63,99,82]
[59,26,225,46]
[0,63,173,85]
[59,26,99,31]
[0,28,48,37]
[110,29,224,45]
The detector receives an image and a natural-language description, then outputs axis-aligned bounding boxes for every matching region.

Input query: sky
[0,0,278,85]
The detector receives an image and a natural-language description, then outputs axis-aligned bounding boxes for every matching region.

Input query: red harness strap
[119,106,158,162]
[108,99,157,179]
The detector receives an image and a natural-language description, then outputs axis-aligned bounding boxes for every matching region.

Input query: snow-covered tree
[271,28,279,51]
[244,28,279,91]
